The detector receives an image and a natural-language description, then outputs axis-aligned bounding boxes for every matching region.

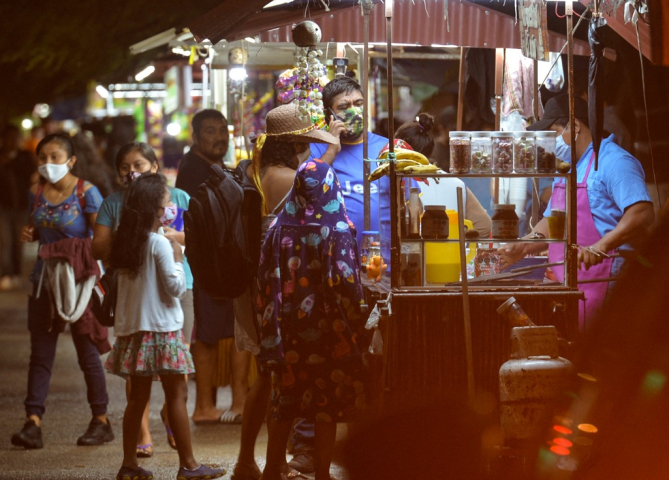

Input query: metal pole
[457,187,475,403]
[493,48,505,205]
[362,0,373,231]
[456,47,467,131]
[494,48,504,131]
[531,58,540,231]
[566,1,578,289]
[386,0,395,149]
[386,0,400,288]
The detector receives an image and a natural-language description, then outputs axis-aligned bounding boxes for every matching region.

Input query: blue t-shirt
[545,135,652,242]
[96,186,194,289]
[310,132,387,248]
[29,181,102,279]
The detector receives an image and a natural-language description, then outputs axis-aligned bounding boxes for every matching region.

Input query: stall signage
[164,66,180,115]
[519,0,549,61]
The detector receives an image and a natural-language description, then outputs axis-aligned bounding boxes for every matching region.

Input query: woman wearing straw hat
[232,103,345,480]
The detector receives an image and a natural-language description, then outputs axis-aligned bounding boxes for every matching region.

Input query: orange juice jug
[425,210,477,283]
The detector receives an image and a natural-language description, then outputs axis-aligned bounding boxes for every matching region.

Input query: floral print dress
[257,159,367,423]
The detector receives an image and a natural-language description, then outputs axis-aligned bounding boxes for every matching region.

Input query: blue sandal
[117,465,153,480]
[176,464,226,480]
[136,443,153,458]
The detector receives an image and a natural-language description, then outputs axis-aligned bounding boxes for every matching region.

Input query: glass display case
[378,169,573,291]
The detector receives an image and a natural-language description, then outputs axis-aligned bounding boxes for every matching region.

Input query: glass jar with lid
[492,132,514,173]
[535,131,557,173]
[449,131,471,174]
[491,204,520,239]
[513,131,536,173]
[360,230,379,266]
[421,205,449,239]
[470,131,493,173]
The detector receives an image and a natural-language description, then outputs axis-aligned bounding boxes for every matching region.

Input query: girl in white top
[105,174,224,480]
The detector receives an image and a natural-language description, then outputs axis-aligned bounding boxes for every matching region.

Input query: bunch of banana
[378,148,430,165]
[368,159,420,181]
[368,159,441,181]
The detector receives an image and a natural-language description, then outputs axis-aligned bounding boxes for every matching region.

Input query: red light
[553,425,573,435]
[550,445,570,456]
[553,438,573,448]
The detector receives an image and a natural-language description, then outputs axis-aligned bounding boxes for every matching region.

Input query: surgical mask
[555,130,571,162]
[159,204,177,227]
[339,106,364,140]
[121,171,142,188]
[38,161,70,184]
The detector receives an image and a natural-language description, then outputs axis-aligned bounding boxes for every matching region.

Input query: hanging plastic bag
[369,328,384,356]
[545,52,564,93]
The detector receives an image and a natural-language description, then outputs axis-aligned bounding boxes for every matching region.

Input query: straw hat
[265,104,338,144]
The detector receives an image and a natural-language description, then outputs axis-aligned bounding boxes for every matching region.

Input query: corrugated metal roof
[230,0,590,54]
[578,0,659,64]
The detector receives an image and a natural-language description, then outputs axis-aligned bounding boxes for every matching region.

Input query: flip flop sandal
[219,410,242,424]
[136,443,153,458]
[160,409,177,450]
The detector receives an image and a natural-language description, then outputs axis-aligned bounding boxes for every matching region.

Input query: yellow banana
[379,148,429,164]
[395,150,430,165]
[368,159,423,181]
[401,164,440,175]
[368,163,390,181]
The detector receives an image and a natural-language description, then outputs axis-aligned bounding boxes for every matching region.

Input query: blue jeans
[292,418,315,452]
[25,288,109,419]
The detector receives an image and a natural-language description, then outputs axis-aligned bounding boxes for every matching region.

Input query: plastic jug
[425,210,477,283]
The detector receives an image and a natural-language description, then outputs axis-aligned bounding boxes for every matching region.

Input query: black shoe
[77,418,114,446]
[11,419,43,449]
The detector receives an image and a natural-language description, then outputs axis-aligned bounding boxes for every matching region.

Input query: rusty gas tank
[499,326,572,441]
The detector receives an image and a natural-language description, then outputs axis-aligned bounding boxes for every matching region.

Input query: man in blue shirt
[500,95,654,329]
[309,77,387,248]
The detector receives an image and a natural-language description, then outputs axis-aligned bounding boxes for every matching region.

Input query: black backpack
[184,163,261,300]
[91,268,118,327]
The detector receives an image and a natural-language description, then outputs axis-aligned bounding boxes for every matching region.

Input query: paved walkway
[0,248,349,480]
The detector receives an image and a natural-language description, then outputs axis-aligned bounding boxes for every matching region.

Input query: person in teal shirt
[92,142,192,457]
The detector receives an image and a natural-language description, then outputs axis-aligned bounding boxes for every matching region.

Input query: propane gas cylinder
[499,326,572,440]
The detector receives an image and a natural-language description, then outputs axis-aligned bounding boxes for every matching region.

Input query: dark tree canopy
[0,0,223,123]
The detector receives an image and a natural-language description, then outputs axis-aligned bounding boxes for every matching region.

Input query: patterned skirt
[105,330,195,379]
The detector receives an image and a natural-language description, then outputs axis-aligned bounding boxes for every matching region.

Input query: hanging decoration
[273,21,327,124]
[600,0,648,23]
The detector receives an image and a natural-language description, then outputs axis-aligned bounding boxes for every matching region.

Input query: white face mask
[38,161,71,184]
[555,129,571,162]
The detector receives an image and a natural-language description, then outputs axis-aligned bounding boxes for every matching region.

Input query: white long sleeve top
[114,233,187,336]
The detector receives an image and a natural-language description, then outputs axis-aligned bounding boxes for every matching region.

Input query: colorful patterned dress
[257,159,367,423]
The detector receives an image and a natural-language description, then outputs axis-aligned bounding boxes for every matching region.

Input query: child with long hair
[93,141,193,456]
[106,174,224,480]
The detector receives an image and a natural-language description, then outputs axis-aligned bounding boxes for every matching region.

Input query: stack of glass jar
[446,131,557,174]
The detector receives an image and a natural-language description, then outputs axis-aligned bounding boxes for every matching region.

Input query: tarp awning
[189,0,591,54]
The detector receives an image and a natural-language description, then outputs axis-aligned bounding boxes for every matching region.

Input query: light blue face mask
[555,128,571,162]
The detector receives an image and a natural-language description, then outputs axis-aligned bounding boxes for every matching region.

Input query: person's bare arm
[319,116,345,166]
[163,227,185,246]
[579,201,654,270]
[464,187,491,238]
[92,223,112,261]
[498,217,550,270]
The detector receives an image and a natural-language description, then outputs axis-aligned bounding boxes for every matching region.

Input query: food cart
[186,0,593,409]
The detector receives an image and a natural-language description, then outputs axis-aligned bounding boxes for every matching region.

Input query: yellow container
[425,210,477,283]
